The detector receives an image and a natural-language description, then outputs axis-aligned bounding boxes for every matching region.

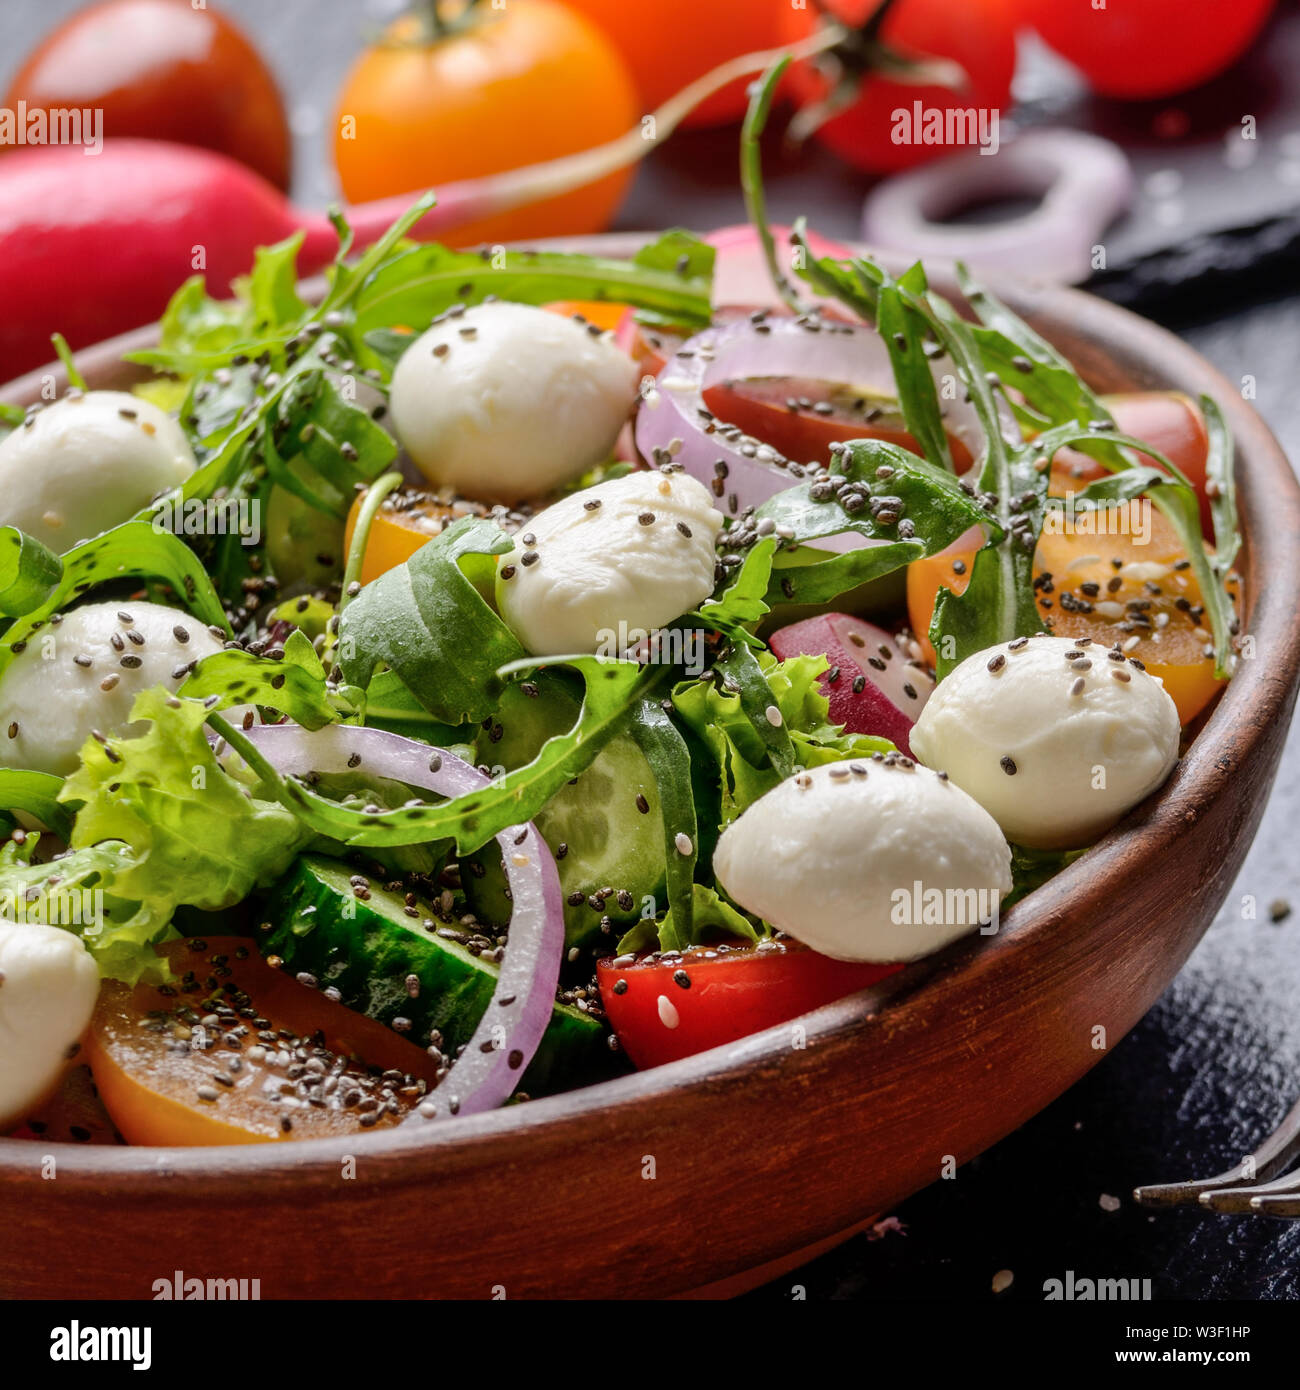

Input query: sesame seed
[1070,677,1085,697]
[657,995,680,1029]
[1112,668,1132,683]
[100,675,120,691]
[987,654,1005,673]
[638,512,656,526]
[674,832,693,856]
[764,704,783,727]
[1000,756,1018,775]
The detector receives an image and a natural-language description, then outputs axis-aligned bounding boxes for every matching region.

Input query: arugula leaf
[877,271,953,472]
[0,769,73,839]
[180,630,340,730]
[0,526,62,618]
[627,698,699,944]
[213,656,659,856]
[751,438,993,608]
[1202,394,1240,572]
[337,516,525,725]
[351,232,714,341]
[0,522,230,681]
[695,537,775,629]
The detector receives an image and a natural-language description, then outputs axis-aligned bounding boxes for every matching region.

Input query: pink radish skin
[769,613,935,757]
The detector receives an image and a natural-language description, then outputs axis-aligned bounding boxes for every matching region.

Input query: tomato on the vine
[1021,0,1276,100]
[779,0,1018,175]
[333,0,638,247]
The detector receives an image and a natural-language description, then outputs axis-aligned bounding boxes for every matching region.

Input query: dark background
[6,0,1300,1300]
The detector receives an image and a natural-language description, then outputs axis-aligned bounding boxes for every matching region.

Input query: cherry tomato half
[598,940,902,1069]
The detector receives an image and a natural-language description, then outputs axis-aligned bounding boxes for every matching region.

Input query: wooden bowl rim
[2,244,1297,1188]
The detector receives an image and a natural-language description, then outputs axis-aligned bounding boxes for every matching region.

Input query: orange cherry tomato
[563,0,791,128]
[85,938,440,1146]
[333,0,638,247]
[906,509,1239,726]
[345,489,517,587]
[543,299,630,332]
[5,0,291,189]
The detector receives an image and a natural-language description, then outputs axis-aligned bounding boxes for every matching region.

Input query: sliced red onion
[235,722,564,1124]
[860,130,1134,286]
[634,315,1014,540]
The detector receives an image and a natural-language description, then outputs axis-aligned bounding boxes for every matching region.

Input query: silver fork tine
[1134,1094,1300,1209]
[1197,1166,1300,1216]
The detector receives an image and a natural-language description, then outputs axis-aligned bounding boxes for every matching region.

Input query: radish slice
[233,723,564,1124]
[769,614,934,757]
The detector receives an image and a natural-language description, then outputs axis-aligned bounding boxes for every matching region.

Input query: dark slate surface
[6,0,1299,1301]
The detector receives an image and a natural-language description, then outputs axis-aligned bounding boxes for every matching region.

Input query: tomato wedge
[1050,393,1214,538]
[906,508,1239,725]
[597,940,901,1069]
[86,937,440,1146]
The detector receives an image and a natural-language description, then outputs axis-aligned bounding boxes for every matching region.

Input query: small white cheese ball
[910,635,1180,850]
[0,600,224,777]
[390,301,639,503]
[0,391,197,551]
[496,469,724,657]
[714,759,1012,963]
[0,919,100,1129]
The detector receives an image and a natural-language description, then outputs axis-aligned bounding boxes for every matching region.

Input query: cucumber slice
[467,675,667,949]
[258,855,618,1097]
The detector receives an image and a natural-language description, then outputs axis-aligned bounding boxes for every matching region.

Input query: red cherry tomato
[4,0,291,190]
[1022,0,1276,100]
[1049,392,1213,538]
[779,0,1017,174]
[598,940,902,1069]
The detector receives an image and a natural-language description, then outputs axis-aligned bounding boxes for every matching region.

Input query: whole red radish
[769,613,934,756]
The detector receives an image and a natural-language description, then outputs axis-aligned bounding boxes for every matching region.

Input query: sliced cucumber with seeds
[257,854,619,1097]
[467,675,666,948]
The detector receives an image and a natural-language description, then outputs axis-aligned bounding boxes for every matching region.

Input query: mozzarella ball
[714,758,1012,963]
[496,469,723,657]
[390,302,639,503]
[0,919,100,1128]
[0,392,196,551]
[0,601,225,777]
[910,635,1180,850]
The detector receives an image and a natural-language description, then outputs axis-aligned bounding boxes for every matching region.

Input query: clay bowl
[1,245,1298,1301]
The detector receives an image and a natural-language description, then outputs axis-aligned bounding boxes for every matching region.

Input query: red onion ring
[234,722,564,1124]
[634,314,1013,532]
[860,130,1134,286]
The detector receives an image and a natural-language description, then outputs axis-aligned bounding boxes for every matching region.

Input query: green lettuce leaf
[672,652,894,826]
[180,629,340,730]
[9,689,319,982]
